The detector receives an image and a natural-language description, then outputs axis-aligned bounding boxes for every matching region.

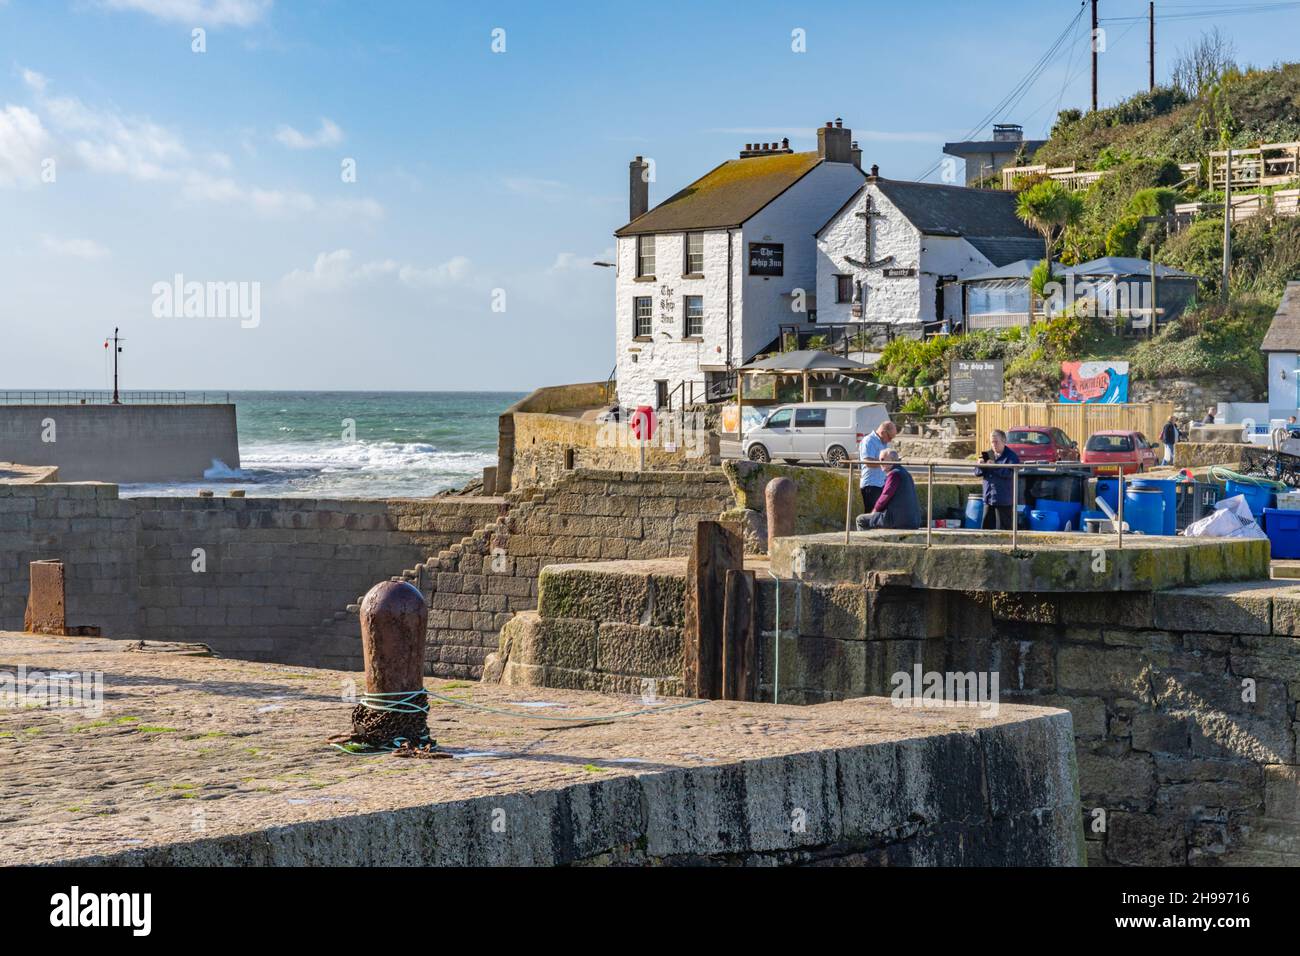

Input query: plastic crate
[1175,482,1219,531]
[1276,490,1300,510]
[1264,507,1300,559]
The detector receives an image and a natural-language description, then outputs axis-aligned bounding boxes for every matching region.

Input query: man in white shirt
[858,420,898,514]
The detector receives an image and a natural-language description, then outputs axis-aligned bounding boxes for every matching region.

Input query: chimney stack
[850,140,862,170]
[817,118,852,164]
[629,156,650,221]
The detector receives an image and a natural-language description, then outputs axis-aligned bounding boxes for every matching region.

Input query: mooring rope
[1209,465,1289,491]
[330,688,707,756]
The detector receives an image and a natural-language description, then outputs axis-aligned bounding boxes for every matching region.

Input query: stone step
[536,558,687,629]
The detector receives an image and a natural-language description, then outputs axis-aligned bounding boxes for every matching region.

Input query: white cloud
[7,73,382,219]
[40,235,110,259]
[0,105,52,187]
[20,69,48,94]
[280,249,471,296]
[95,0,272,28]
[274,118,343,150]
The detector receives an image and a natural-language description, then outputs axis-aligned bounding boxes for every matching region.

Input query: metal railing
[843,458,1145,551]
[0,390,231,405]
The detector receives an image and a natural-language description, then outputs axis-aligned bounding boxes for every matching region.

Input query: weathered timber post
[345,580,436,751]
[722,568,757,702]
[24,560,67,636]
[683,521,742,699]
[765,476,797,554]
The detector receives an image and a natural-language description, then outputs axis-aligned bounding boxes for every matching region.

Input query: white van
[743,402,890,466]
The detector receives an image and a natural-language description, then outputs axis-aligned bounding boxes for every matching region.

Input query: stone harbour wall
[0,482,504,667]
[490,557,1300,867]
[418,470,735,681]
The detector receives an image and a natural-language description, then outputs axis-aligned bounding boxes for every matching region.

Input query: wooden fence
[976,402,1176,446]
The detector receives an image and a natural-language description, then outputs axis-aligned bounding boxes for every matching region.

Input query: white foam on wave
[242,439,492,475]
[203,459,251,480]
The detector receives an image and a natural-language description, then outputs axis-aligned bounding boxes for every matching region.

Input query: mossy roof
[615,151,831,236]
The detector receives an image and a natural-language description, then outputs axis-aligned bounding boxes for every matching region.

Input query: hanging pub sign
[748,242,784,276]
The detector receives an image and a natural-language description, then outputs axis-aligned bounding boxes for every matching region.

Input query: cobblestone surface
[0,632,1074,865]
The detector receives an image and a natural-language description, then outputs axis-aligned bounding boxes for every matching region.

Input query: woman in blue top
[977,429,1020,530]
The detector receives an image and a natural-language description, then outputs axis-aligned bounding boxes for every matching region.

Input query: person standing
[1160,414,1179,467]
[858,420,898,514]
[1203,407,1217,425]
[977,429,1020,530]
[855,449,921,530]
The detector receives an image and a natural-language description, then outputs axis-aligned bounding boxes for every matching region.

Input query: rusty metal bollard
[359,580,426,695]
[338,580,444,755]
[765,477,797,554]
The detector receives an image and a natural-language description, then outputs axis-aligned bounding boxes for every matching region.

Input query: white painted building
[1263,282,1300,421]
[815,175,1043,337]
[612,121,866,409]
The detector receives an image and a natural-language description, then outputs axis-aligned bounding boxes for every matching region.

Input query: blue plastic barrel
[963,495,984,529]
[1130,478,1177,535]
[1225,480,1274,518]
[1122,487,1165,535]
[1029,509,1063,532]
[1095,477,1121,514]
[1034,498,1082,531]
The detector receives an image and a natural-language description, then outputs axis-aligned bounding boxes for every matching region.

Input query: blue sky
[2,0,1299,391]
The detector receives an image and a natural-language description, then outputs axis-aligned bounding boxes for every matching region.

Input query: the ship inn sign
[748,243,784,277]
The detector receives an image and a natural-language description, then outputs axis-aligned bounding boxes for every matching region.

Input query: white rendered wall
[613,159,863,407]
[816,184,997,328]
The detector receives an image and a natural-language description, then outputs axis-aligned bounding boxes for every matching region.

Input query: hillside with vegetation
[874,34,1300,413]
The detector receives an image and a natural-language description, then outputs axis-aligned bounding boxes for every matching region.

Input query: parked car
[1081,430,1158,474]
[744,401,889,466]
[1005,426,1080,464]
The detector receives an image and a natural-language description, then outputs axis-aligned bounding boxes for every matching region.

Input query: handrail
[0,390,231,405]
[842,457,1143,551]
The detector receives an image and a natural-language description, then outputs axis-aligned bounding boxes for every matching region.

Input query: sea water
[119,390,524,499]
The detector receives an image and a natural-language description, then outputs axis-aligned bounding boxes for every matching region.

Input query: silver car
[743,402,889,466]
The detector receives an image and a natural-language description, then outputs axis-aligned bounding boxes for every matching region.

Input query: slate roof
[1262,281,1300,353]
[965,237,1048,267]
[615,151,856,237]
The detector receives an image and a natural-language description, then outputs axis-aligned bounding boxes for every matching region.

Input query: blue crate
[1264,507,1300,560]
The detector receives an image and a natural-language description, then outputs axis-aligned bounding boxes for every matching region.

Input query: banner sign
[1060,360,1130,404]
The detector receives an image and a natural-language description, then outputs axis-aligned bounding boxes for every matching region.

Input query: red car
[1081,430,1159,474]
[1005,426,1080,464]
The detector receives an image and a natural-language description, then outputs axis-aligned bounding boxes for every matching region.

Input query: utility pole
[1149,2,1156,92]
[1091,0,1100,111]
[1222,149,1233,301]
[108,327,123,404]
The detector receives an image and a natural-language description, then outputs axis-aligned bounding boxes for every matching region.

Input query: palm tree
[1016,179,1083,319]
